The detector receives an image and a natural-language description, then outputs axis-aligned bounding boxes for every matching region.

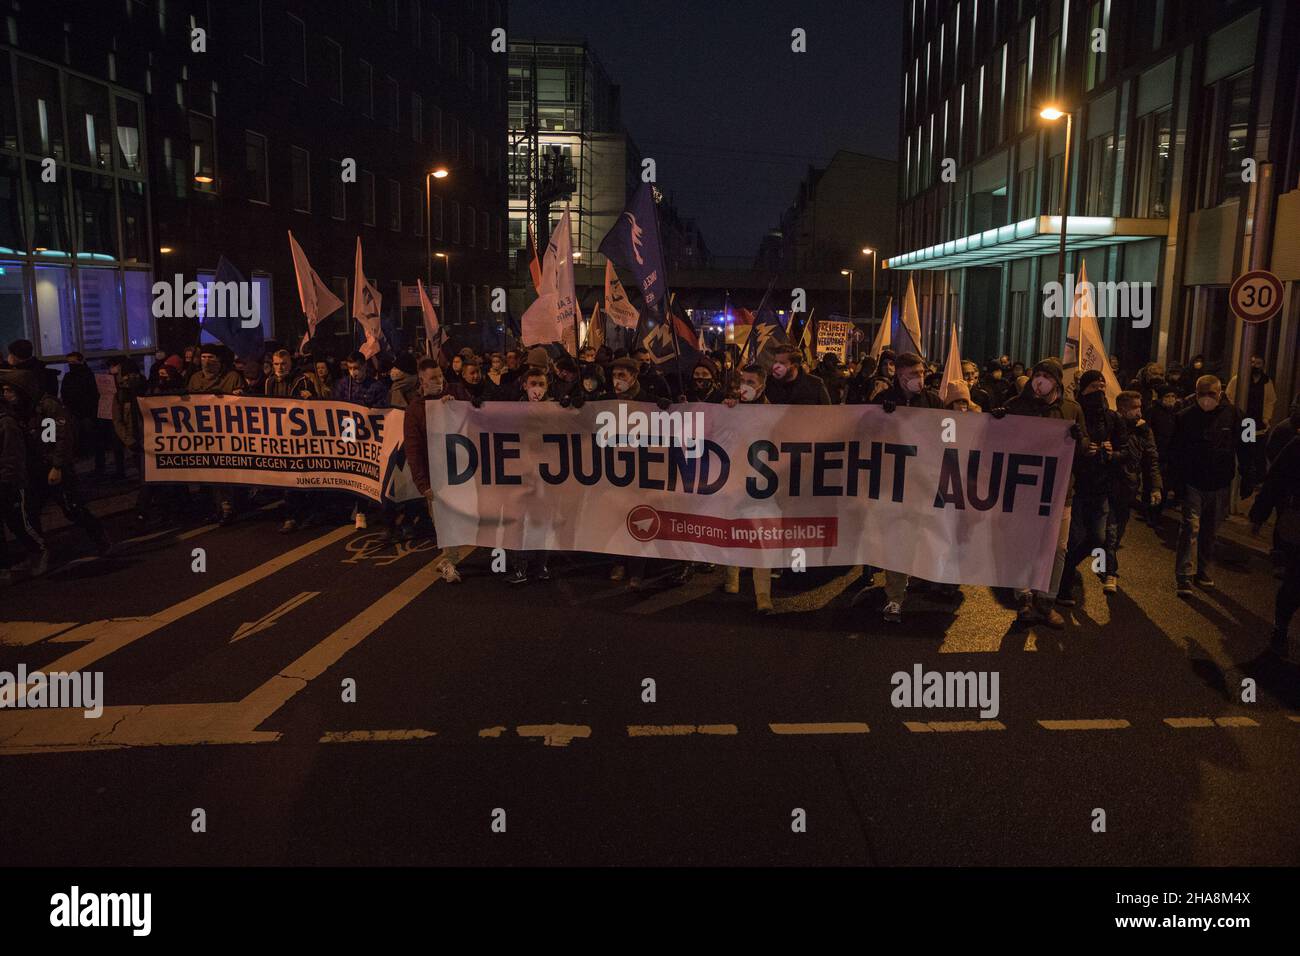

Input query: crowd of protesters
[1,333,1296,660]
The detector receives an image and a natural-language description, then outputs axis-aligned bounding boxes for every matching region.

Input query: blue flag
[201,256,264,361]
[641,312,703,376]
[598,183,666,311]
[744,306,791,370]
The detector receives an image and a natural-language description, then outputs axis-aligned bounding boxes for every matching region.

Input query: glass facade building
[887,0,1300,413]
[0,49,153,358]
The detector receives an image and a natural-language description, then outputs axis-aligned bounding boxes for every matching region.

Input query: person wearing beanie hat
[388,351,421,409]
[578,362,608,401]
[525,346,551,372]
[944,379,977,411]
[164,354,185,372]
[1075,368,1105,395]
[550,354,582,404]
[1002,356,1088,629]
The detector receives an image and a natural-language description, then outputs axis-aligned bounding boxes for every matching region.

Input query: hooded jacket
[0,400,26,487]
[60,362,99,419]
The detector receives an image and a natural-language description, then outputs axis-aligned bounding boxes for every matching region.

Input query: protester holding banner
[1056,371,1122,607]
[723,363,774,614]
[388,354,420,409]
[871,352,942,410]
[1001,358,1085,628]
[687,360,725,404]
[506,368,556,585]
[764,346,830,405]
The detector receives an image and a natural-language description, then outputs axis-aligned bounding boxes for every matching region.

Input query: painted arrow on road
[230,591,321,643]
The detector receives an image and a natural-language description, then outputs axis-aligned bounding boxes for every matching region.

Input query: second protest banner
[426,401,1075,592]
[140,394,413,503]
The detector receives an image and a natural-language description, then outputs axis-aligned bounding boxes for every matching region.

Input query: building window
[466,127,475,169]
[19,58,65,160]
[466,48,475,91]
[411,184,422,237]
[410,0,421,47]
[244,0,264,63]
[451,200,460,243]
[431,14,441,62]
[76,267,124,352]
[466,204,475,247]
[119,180,149,263]
[114,96,143,173]
[388,179,401,231]
[430,105,442,151]
[481,210,489,250]
[434,196,444,239]
[1083,132,1116,215]
[1133,108,1172,217]
[361,170,375,225]
[411,92,422,142]
[1083,1,1107,92]
[359,60,374,118]
[290,147,311,212]
[286,13,306,86]
[329,159,345,219]
[189,112,217,193]
[124,270,154,350]
[245,131,268,204]
[447,116,458,159]
[323,39,343,104]
[447,33,459,77]
[385,76,399,130]
[387,0,399,31]
[1197,68,1253,210]
[33,264,76,356]
[67,76,112,169]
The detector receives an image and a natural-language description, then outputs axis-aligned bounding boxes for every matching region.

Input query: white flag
[604,260,640,330]
[938,323,964,406]
[899,277,924,357]
[289,231,343,349]
[1063,260,1123,402]
[520,211,579,346]
[351,237,383,353]
[417,278,441,354]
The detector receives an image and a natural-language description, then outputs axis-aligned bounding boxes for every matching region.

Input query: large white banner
[140,395,414,503]
[426,402,1076,591]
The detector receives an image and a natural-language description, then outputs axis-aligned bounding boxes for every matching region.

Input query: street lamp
[861,246,877,325]
[1040,105,1074,294]
[840,269,854,323]
[425,167,451,286]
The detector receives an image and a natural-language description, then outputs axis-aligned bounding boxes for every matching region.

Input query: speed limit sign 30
[1229,269,1284,324]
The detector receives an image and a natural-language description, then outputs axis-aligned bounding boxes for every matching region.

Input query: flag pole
[650,189,686,401]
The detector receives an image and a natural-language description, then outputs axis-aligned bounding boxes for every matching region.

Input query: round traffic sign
[1229,270,1284,324]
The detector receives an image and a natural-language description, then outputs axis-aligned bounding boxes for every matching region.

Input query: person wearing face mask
[417,358,447,399]
[871,352,942,410]
[505,369,556,584]
[1168,375,1256,596]
[1101,390,1163,594]
[603,357,666,588]
[721,364,774,612]
[688,361,723,403]
[1000,358,1086,628]
[1146,386,1181,525]
[1051,371,1117,608]
[981,360,1013,410]
[630,347,672,403]
[577,363,608,402]
[764,346,830,405]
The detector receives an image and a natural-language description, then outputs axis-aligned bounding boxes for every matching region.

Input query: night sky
[509,0,903,258]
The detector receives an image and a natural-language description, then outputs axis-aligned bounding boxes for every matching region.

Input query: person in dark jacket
[814,353,848,404]
[0,381,46,578]
[263,349,298,399]
[548,355,583,405]
[1001,358,1087,628]
[7,339,59,396]
[845,355,879,404]
[871,351,943,409]
[447,357,488,404]
[1168,375,1255,596]
[765,345,831,405]
[386,352,420,408]
[333,351,388,407]
[1249,419,1300,659]
[1,368,109,557]
[578,362,609,402]
[1056,370,1123,606]
[630,348,673,403]
[1102,390,1163,594]
[60,351,100,472]
[687,360,725,403]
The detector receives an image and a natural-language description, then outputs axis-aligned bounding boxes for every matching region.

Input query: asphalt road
[2,494,1297,866]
